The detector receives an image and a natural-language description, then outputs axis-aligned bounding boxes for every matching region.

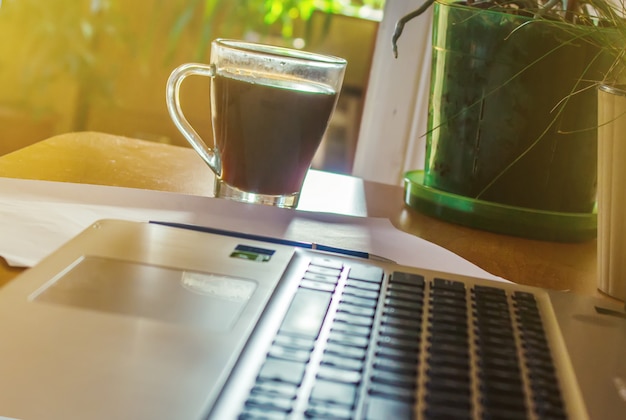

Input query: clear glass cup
[166,38,347,208]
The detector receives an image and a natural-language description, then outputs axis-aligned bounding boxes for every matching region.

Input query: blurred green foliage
[166,0,385,60]
[0,0,384,129]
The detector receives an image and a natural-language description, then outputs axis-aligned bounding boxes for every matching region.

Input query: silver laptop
[0,219,623,420]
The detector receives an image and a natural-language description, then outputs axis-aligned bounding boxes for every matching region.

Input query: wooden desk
[0,132,606,301]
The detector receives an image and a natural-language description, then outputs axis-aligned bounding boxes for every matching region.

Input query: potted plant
[396,0,623,241]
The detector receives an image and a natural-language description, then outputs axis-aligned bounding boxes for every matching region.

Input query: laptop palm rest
[31,256,257,330]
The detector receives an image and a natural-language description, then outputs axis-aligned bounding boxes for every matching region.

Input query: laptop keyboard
[237,257,567,419]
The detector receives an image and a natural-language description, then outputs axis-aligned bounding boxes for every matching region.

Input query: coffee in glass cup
[166,39,347,208]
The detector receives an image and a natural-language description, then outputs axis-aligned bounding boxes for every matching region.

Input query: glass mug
[166,39,347,208]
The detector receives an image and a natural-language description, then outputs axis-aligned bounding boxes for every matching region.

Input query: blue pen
[149,220,394,262]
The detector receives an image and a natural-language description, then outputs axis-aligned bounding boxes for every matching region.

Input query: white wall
[352,0,433,186]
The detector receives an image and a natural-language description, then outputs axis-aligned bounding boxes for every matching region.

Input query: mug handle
[166,63,221,176]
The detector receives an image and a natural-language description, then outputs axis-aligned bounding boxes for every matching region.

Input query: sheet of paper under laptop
[0,219,623,420]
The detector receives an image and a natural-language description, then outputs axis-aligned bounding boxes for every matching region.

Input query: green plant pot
[424,1,611,214]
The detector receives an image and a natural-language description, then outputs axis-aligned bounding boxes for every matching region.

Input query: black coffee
[211,71,337,196]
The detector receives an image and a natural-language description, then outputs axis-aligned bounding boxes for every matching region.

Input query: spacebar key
[279,288,332,339]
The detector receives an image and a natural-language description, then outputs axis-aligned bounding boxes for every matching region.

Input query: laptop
[0,219,623,420]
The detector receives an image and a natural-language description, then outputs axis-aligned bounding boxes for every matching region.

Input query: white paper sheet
[0,177,503,281]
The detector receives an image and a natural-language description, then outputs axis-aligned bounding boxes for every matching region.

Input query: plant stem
[392,0,435,58]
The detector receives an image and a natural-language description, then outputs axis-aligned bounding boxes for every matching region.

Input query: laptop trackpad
[31,256,257,331]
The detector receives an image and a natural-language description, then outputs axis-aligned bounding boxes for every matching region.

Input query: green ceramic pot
[424,1,611,213]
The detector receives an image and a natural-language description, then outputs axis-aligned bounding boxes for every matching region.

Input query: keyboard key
[481,393,527,412]
[310,256,343,270]
[386,289,424,303]
[518,323,547,338]
[481,380,527,396]
[475,318,514,333]
[310,379,358,407]
[522,335,550,350]
[373,357,418,373]
[426,365,470,382]
[343,285,379,300]
[427,352,469,369]
[317,366,362,384]
[379,324,421,341]
[478,355,520,371]
[428,312,467,325]
[388,281,425,295]
[518,326,550,343]
[279,288,331,339]
[424,391,472,411]
[481,407,528,420]
[307,265,342,277]
[343,282,379,300]
[428,338,469,354]
[365,395,414,420]
[384,296,423,311]
[475,330,516,345]
[251,380,298,399]
[321,353,365,371]
[519,310,543,323]
[368,382,416,401]
[428,322,468,337]
[338,302,376,318]
[375,345,419,362]
[423,406,472,420]
[334,311,374,327]
[475,290,509,302]
[328,331,370,348]
[341,294,378,308]
[513,291,537,302]
[273,334,315,351]
[525,356,556,373]
[347,264,384,283]
[377,335,420,351]
[305,401,354,419]
[480,363,522,380]
[431,294,468,307]
[268,345,311,363]
[346,278,381,292]
[431,337,470,353]
[533,399,567,420]
[325,342,367,360]
[478,344,519,360]
[476,328,514,347]
[474,293,509,306]
[239,407,289,420]
[475,304,510,317]
[257,358,306,385]
[380,314,422,330]
[432,278,466,291]
[529,374,561,393]
[300,279,336,292]
[473,285,507,296]
[390,271,425,286]
[532,383,564,401]
[383,306,421,319]
[331,320,371,337]
[303,271,339,284]
[245,393,294,412]
[426,376,471,396]
[519,305,541,317]
[371,369,416,388]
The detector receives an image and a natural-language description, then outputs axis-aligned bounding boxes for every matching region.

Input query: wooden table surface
[0,132,608,301]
